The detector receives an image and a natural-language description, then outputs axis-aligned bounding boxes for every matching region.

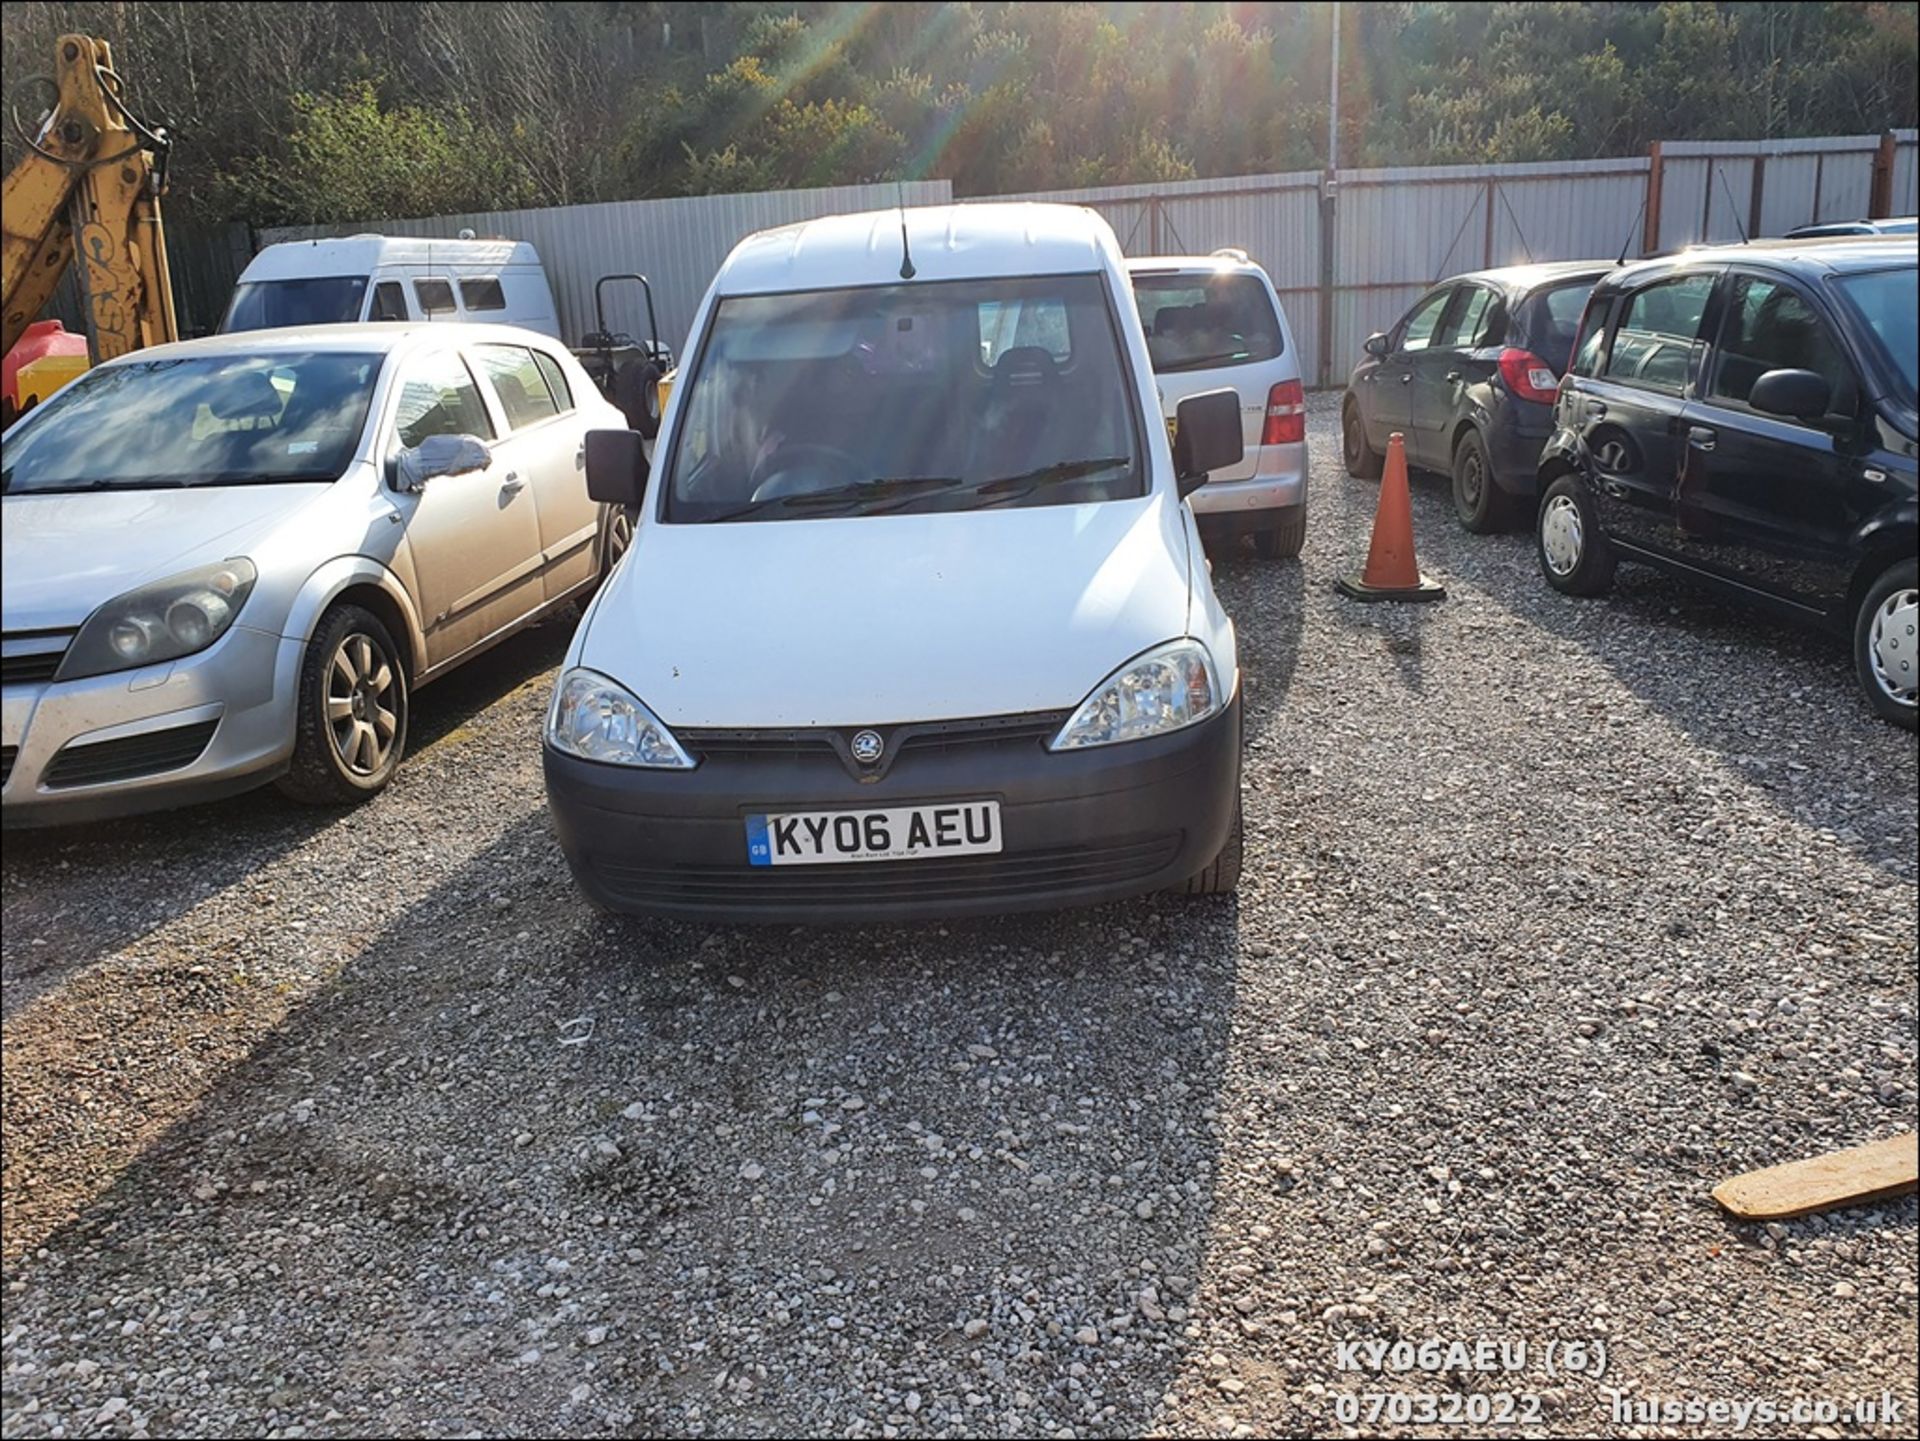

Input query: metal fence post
[1318,169,1337,389]
[1870,131,1896,218]
[1643,141,1664,254]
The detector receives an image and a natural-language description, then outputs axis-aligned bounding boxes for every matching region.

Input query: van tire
[277,605,410,806]
[613,360,663,439]
[1178,797,1243,895]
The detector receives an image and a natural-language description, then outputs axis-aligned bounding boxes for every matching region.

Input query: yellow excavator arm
[1,34,177,361]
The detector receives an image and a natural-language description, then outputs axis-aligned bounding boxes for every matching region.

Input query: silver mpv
[1,323,628,826]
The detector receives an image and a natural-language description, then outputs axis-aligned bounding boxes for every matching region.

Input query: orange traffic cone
[1335,432,1446,603]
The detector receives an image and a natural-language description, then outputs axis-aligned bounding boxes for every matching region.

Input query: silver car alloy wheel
[607,506,635,566]
[326,630,400,776]
[1868,586,1919,705]
[1541,494,1585,577]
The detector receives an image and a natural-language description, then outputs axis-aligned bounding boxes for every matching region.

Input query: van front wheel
[1178,797,1243,895]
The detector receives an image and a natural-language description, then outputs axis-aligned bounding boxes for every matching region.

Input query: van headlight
[57,558,257,681]
[546,668,694,768]
[1049,639,1222,751]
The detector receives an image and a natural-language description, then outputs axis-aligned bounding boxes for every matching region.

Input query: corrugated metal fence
[256,181,953,353]
[64,129,1917,374]
[1010,129,1917,386]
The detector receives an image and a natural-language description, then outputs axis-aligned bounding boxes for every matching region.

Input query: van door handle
[1687,426,1717,451]
[575,443,587,469]
[501,472,526,495]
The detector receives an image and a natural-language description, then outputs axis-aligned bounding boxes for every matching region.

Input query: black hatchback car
[1343,260,1611,531]
[1537,238,1918,729]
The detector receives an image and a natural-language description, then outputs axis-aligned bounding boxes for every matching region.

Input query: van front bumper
[544,692,1242,923]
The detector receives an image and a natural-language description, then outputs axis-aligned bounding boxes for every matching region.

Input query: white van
[543,203,1250,923]
[219,236,562,339]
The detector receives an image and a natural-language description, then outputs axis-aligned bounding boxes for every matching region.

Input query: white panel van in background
[219,235,562,339]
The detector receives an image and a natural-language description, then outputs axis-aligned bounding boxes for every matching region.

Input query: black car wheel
[1342,397,1383,479]
[1536,474,1616,597]
[1252,509,1306,559]
[1854,558,1918,730]
[1450,429,1512,534]
[278,604,410,805]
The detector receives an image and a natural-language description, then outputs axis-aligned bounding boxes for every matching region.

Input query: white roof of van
[241,235,541,280]
[715,203,1120,295]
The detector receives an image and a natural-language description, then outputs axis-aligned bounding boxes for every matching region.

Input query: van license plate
[746,802,1002,866]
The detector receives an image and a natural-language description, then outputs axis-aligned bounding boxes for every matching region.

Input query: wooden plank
[1713,1132,1918,1221]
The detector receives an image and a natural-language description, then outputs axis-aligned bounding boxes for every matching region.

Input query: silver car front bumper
[2,624,299,827]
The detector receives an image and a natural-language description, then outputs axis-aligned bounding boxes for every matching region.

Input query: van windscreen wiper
[707,476,961,522]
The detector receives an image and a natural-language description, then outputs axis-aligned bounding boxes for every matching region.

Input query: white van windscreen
[220,277,369,333]
[663,274,1144,523]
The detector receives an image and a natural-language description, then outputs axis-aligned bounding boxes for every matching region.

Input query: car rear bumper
[1186,441,1307,516]
[544,691,1243,923]
[1486,402,1556,497]
[1,626,296,828]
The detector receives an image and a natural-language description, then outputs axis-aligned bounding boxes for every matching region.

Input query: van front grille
[589,834,1182,914]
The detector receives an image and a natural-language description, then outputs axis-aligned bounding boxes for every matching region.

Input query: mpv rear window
[1132,272,1283,372]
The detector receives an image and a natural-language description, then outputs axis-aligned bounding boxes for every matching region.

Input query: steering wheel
[749,442,866,502]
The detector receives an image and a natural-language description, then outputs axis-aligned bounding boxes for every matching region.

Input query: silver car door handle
[501,472,526,494]
[1687,426,1717,451]
[575,442,587,468]
[1400,373,1413,384]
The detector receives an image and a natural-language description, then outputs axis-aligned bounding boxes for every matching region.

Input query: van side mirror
[1364,332,1391,357]
[1172,389,1244,498]
[392,433,491,493]
[1748,368,1831,422]
[585,428,650,508]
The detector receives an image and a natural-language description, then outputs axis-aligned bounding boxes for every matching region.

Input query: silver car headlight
[546,667,695,768]
[1050,639,1223,751]
[56,558,258,681]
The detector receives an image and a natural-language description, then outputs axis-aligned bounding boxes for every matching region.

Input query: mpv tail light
[1261,379,1306,444]
[1498,348,1559,404]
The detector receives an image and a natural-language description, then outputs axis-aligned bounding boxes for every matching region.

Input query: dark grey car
[1342,261,1611,532]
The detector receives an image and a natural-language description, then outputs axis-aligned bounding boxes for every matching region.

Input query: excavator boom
[1,34,177,362]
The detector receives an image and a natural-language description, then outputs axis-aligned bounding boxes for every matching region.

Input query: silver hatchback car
[1,323,628,826]
[1129,251,1308,557]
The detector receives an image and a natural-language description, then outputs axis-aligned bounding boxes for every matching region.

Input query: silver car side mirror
[393,433,491,493]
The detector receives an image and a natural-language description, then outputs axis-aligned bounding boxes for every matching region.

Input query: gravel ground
[3,395,1915,1439]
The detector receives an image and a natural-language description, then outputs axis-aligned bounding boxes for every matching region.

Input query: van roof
[715,203,1120,296]
[241,235,542,279]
